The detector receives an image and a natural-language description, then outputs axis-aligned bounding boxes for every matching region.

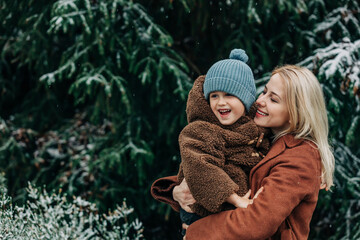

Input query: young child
[177,49,270,233]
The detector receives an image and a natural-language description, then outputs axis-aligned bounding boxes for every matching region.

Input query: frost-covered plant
[297,39,360,239]
[299,38,360,150]
[0,172,7,194]
[310,140,360,240]
[312,2,360,43]
[0,182,143,240]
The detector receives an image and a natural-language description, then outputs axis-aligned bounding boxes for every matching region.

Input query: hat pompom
[229,49,249,63]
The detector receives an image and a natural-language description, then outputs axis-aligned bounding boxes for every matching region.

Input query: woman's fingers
[247,187,264,205]
[181,178,190,190]
[184,194,196,205]
[182,204,194,213]
[243,189,251,199]
[254,186,264,199]
[175,189,194,212]
[173,178,196,213]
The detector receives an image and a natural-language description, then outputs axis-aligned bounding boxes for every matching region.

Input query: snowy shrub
[0,180,144,240]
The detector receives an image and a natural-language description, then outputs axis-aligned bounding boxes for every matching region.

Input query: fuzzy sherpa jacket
[177,75,270,217]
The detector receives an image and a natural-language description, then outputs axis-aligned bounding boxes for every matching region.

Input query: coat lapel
[249,134,304,183]
[249,137,286,179]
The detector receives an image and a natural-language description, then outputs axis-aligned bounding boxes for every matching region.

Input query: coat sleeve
[150,175,180,212]
[179,122,239,213]
[186,145,321,240]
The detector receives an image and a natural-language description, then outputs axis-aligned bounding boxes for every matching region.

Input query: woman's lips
[256,109,268,117]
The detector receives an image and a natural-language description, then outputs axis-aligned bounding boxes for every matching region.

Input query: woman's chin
[254,118,266,127]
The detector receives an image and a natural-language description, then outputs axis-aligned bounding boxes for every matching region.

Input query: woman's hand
[226,187,264,208]
[173,179,196,213]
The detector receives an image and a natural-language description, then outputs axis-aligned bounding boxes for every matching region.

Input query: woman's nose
[256,95,265,107]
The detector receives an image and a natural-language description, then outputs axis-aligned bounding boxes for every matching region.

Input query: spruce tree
[1,0,359,239]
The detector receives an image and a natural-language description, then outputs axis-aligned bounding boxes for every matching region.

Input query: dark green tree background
[0,0,359,239]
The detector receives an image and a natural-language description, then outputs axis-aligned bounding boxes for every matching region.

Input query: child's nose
[218,96,226,105]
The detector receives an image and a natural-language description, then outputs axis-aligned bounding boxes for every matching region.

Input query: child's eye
[271,98,278,103]
[225,93,234,97]
[210,94,218,98]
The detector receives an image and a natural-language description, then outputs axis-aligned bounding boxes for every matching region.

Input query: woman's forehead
[266,73,286,97]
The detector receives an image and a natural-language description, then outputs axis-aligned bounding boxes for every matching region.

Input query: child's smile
[219,109,231,115]
[209,91,245,125]
[218,109,232,119]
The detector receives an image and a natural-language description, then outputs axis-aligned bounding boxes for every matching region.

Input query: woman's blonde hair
[272,65,335,189]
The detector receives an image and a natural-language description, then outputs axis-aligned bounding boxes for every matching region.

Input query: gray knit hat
[203,49,256,112]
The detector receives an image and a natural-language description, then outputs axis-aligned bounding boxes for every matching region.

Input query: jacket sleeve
[179,122,239,213]
[150,175,180,212]
[186,145,321,240]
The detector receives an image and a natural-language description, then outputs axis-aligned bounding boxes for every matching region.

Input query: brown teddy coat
[177,75,270,217]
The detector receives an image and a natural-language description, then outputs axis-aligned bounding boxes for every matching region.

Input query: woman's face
[254,73,290,134]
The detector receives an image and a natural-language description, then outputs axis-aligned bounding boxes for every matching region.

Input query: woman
[151,65,335,239]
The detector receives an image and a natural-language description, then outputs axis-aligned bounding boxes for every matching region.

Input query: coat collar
[282,134,304,148]
[263,134,303,160]
[250,134,304,178]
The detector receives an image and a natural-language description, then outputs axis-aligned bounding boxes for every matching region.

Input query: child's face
[209,91,245,125]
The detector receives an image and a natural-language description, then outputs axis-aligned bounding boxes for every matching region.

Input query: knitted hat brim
[204,77,256,112]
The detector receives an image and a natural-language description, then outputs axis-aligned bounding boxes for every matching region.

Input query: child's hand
[226,191,252,208]
[226,187,263,208]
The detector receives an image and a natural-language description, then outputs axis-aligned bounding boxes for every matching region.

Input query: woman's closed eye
[270,97,278,103]
[262,89,279,103]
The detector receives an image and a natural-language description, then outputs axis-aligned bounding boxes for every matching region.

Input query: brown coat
[151,134,322,240]
[177,76,269,217]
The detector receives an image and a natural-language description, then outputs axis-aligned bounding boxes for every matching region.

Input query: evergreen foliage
[0,0,359,239]
[299,38,360,239]
[142,0,360,76]
[1,0,191,238]
[300,38,360,152]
